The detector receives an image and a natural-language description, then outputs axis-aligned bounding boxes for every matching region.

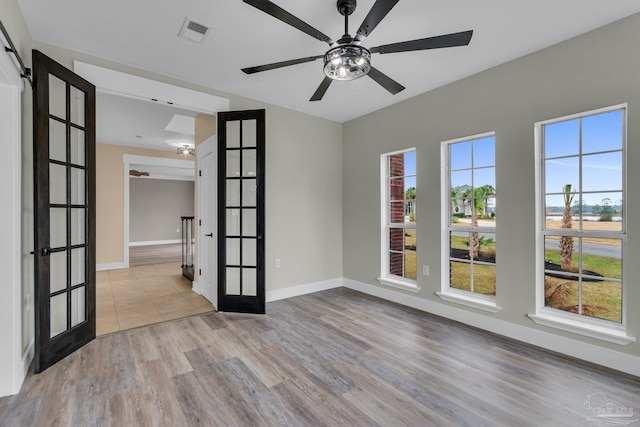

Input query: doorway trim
[121,154,195,269]
[0,40,26,396]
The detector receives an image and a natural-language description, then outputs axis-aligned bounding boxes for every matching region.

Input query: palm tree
[560,184,574,271]
[470,185,495,259]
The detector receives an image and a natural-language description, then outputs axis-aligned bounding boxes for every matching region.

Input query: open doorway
[75,63,228,335]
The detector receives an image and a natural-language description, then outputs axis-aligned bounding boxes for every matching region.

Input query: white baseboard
[96,262,127,271]
[129,239,181,247]
[343,278,640,378]
[267,278,342,303]
[21,338,34,383]
[192,280,203,295]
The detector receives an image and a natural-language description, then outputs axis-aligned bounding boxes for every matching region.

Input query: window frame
[378,148,419,292]
[530,103,634,345]
[438,132,501,313]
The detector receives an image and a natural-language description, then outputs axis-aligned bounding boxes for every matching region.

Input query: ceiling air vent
[178,17,211,43]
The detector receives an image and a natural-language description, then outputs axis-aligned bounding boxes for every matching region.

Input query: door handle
[205,233,213,237]
[41,246,51,256]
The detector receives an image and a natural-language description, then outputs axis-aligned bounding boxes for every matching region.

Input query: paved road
[543,239,621,258]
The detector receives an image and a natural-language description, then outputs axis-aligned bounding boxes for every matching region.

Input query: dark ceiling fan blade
[242,55,323,74]
[367,67,405,95]
[370,30,473,54]
[243,0,335,45]
[354,0,400,42]
[310,76,333,101]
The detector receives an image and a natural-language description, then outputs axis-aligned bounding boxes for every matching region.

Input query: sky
[544,109,623,207]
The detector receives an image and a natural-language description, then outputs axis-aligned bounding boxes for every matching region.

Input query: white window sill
[528,312,636,345]
[377,277,420,293]
[436,291,502,313]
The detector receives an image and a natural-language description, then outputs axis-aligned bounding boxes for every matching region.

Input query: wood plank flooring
[129,243,182,267]
[2,288,639,426]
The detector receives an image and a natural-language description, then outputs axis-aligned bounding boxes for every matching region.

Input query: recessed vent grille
[178,17,211,43]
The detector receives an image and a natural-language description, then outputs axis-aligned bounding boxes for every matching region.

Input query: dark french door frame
[32,50,96,373]
[217,109,266,314]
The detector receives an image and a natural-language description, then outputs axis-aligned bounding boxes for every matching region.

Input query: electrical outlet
[422,265,429,276]
[177,228,180,233]
[275,258,281,268]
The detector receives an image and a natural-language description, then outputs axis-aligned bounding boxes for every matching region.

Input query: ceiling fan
[241,0,473,101]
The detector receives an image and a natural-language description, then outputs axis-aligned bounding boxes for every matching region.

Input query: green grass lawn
[404,229,416,280]
[544,249,622,322]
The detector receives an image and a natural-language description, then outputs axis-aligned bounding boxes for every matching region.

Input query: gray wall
[343,13,640,358]
[129,178,194,243]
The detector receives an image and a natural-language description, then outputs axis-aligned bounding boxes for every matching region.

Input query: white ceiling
[18,0,640,122]
[97,92,196,151]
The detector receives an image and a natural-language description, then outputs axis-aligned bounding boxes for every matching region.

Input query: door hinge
[199,219,201,226]
[199,170,202,176]
[199,269,202,275]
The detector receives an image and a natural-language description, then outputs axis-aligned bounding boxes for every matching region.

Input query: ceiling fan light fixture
[177,144,195,158]
[323,45,371,81]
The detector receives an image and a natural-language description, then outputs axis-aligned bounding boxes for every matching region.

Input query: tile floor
[97,262,214,335]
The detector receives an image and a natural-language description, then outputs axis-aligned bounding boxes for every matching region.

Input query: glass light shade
[177,145,195,157]
[323,45,371,81]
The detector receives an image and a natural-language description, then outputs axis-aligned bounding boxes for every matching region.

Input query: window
[439,133,498,311]
[379,149,417,290]
[534,105,627,337]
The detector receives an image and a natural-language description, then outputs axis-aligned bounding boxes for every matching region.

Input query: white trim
[0,49,24,397]
[377,276,420,293]
[129,239,181,247]
[436,290,502,313]
[131,174,194,182]
[343,278,640,377]
[528,313,634,345]
[266,278,343,303]
[97,262,127,271]
[123,154,195,268]
[73,61,229,114]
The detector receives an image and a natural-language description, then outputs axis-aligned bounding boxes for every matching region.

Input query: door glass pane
[49,119,66,163]
[243,209,256,236]
[226,180,240,206]
[226,238,240,265]
[242,179,257,206]
[242,120,257,147]
[50,207,67,248]
[242,268,257,296]
[50,251,67,293]
[226,209,240,235]
[70,128,85,166]
[70,85,85,127]
[50,163,67,205]
[71,286,86,327]
[50,293,67,338]
[242,239,256,266]
[226,268,240,294]
[227,121,240,148]
[71,167,85,205]
[226,151,240,177]
[71,208,85,245]
[49,74,66,119]
[242,149,256,177]
[71,247,85,286]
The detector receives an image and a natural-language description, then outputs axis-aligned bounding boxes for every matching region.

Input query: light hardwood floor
[129,243,182,267]
[97,262,213,335]
[2,288,639,426]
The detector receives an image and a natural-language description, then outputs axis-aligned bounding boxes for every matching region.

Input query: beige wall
[343,13,640,361]
[96,143,179,264]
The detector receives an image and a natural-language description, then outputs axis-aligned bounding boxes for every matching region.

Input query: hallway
[97,262,214,335]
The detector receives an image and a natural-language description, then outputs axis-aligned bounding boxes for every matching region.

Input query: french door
[32,50,96,373]
[217,110,265,313]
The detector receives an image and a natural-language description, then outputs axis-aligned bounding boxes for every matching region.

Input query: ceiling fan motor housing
[337,0,357,16]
